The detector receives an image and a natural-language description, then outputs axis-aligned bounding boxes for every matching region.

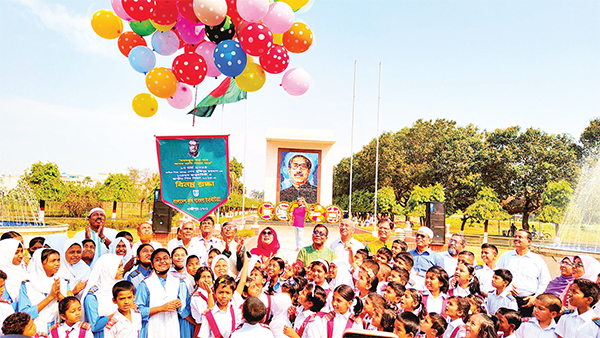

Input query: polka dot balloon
[117,31,147,57]
[238,22,273,57]
[259,44,289,74]
[151,0,178,25]
[172,52,208,85]
[122,0,155,22]
[145,67,178,98]
[283,22,313,54]
[193,0,228,26]
[213,39,247,77]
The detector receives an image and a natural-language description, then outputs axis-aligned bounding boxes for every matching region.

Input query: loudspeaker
[152,189,172,234]
[425,201,445,245]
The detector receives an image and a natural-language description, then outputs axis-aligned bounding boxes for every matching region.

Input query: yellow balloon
[150,19,176,32]
[277,0,309,12]
[273,33,283,45]
[145,67,178,99]
[91,10,123,39]
[235,62,266,92]
[132,93,158,118]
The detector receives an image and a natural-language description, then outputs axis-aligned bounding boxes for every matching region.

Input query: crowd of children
[2,212,600,338]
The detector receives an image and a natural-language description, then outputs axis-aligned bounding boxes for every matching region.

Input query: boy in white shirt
[556,278,600,338]
[515,293,561,338]
[104,281,142,338]
[496,308,521,338]
[231,297,274,338]
[484,269,518,315]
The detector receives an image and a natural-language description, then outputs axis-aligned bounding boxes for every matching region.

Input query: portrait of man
[188,139,199,158]
[279,151,319,204]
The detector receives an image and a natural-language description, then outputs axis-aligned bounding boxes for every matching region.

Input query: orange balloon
[282,22,313,53]
[117,31,147,57]
[145,67,178,99]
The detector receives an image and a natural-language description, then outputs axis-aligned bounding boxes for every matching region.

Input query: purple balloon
[151,30,179,56]
[195,41,221,77]
[175,15,205,45]
[237,0,269,23]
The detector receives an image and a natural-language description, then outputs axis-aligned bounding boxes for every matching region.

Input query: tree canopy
[22,161,66,201]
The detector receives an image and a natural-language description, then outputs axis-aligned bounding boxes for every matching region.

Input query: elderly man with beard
[365,218,394,254]
[408,226,444,291]
[132,221,163,255]
[74,208,118,259]
[438,233,466,275]
[329,218,364,264]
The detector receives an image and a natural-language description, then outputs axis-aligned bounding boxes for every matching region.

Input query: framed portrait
[277,149,321,204]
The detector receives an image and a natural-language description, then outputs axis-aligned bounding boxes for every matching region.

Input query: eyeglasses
[313,230,326,237]
[378,227,391,232]
[415,233,427,239]
[560,261,572,267]
[262,231,273,236]
[223,225,236,230]
[290,163,308,170]
[573,263,584,268]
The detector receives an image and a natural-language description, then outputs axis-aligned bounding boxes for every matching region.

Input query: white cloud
[8,0,118,58]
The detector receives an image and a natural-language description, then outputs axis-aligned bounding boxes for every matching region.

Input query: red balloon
[177,0,200,24]
[238,23,273,57]
[172,52,208,85]
[259,44,289,74]
[152,0,178,25]
[117,31,147,57]
[122,0,155,22]
[226,0,243,28]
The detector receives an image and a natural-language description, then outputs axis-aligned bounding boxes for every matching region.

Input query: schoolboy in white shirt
[104,281,142,338]
[484,269,518,315]
[515,293,561,338]
[230,297,274,338]
[556,278,600,338]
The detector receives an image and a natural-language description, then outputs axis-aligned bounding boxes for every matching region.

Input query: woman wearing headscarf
[560,255,600,308]
[211,254,231,278]
[18,248,70,332]
[544,256,574,298]
[57,238,90,297]
[329,258,354,289]
[251,227,281,267]
[109,237,134,272]
[0,239,27,308]
[82,254,125,338]
[43,234,68,251]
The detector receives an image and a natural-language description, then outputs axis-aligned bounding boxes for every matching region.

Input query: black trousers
[516,296,534,318]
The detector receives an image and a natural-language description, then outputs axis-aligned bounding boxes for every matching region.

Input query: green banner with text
[156,135,230,221]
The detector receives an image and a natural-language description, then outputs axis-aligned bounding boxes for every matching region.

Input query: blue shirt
[84,292,110,338]
[1,289,17,312]
[408,247,444,277]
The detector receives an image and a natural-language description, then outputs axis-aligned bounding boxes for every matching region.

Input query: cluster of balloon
[91,0,315,118]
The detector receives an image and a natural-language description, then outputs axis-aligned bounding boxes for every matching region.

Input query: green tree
[451,173,484,232]
[405,183,445,224]
[62,183,100,217]
[537,180,573,224]
[376,186,397,216]
[479,127,578,230]
[229,157,244,195]
[22,161,66,201]
[465,187,509,236]
[97,173,138,202]
[580,117,600,157]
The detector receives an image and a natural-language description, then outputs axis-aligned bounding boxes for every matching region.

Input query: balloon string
[192,85,198,127]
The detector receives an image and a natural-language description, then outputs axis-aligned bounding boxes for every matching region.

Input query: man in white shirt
[74,208,118,259]
[213,222,244,275]
[438,233,466,276]
[329,218,364,264]
[496,229,551,318]
[132,221,163,254]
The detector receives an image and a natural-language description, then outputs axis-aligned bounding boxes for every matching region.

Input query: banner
[156,135,230,222]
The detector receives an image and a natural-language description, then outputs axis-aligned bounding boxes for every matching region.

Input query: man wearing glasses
[296,224,337,266]
[496,229,551,317]
[366,218,395,253]
[280,155,318,204]
[438,233,467,275]
[408,226,444,291]
[329,218,364,263]
[214,221,244,275]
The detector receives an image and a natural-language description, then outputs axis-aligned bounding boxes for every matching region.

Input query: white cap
[88,207,105,217]
[417,226,434,239]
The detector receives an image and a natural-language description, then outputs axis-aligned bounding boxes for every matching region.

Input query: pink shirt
[292,205,307,227]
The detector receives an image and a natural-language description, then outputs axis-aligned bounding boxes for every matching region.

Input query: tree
[451,172,484,232]
[250,189,264,201]
[127,168,159,216]
[479,127,579,230]
[22,161,66,201]
[376,186,398,216]
[580,117,600,157]
[229,157,244,195]
[405,183,445,224]
[97,173,138,203]
[465,187,509,239]
[62,183,100,217]
[537,180,573,225]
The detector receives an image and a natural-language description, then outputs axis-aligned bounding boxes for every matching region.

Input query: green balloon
[129,20,156,37]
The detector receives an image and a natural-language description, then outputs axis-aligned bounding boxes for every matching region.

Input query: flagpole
[217,103,224,225]
[192,85,198,127]
[374,62,382,221]
[349,61,357,218]
[241,95,248,226]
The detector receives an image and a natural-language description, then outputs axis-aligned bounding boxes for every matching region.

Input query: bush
[237,229,254,238]
[353,233,378,244]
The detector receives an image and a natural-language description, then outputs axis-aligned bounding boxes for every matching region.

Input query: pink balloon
[111,0,134,21]
[167,83,193,109]
[236,0,269,23]
[195,41,221,77]
[262,2,294,34]
[176,15,206,45]
[281,67,310,96]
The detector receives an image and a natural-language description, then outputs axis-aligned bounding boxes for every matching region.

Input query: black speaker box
[425,201,446,245]
[152,189,172,234]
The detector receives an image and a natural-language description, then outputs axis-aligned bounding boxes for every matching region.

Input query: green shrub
[237,229,255,238]
[353,233,378,244]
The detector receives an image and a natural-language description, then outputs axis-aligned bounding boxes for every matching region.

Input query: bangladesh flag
[188,77,247,117]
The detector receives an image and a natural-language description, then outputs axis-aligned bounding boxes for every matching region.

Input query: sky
[1,0,599,193]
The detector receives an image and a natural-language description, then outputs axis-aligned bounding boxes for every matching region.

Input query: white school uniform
[423,292,449,315]
[484,286,518,315]
[144,273,182,338]
[474,265,495,295]
[270,292,293,338]
[443,318,466,338]
[0,299,14,326]
[303,312,362,338]
[190,289,211,324]
[49,322,93,338]
[449,285,470,297]
[514,317,558,338]
[198,303,243,338]
[231,323,274,338]
[104,309,143,338]
[555,308,600,338]
[294,309,314,330]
